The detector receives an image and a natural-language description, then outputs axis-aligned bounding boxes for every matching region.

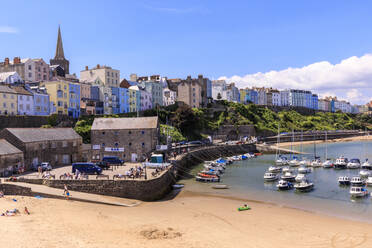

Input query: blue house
[311,94,318,110]
[68,83,81,118]
[111,87,129,114]
[25,85,50,116]
[245,90,258,104]
[91,86,103,115]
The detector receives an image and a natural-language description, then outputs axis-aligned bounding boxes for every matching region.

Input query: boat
[334,156,348,169]
[289,157,300,167]
[241,155,248,160]
[268,166,282,173]
[349,187,368,198]
[200,169,221,176]
[299,159,311,167]
[238,205,251,211]
[294,180,314,192]
[196,176,220,182]
[231,156,241,161]
[282,166,293,173]
[298,166,311,174]
[212,184,229,189]
[311,158,322,168]
[350,176,365,186]
[361,159,372,170]
[366,177,372,186]
[347,159,361,169]
[338,176,351,185]
[322,159,333,168]
[281,172,296,181]
[198,173,220,178]
[295,174,306,182]
[263,172,279,182]
[276,156,289,166]
[276,180,293,190]
[359,170,370,178]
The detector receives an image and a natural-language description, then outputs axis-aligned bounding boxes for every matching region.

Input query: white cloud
[144,4,196,13]
[0,26,18,33]
[219,54,372,104]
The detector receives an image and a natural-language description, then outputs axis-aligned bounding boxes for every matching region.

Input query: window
[141,131,145,135]
[142,143,145,147]
[64,85,67,90]
[20,95,23,100]
[2,94,6,98]
[102,131,105,135]
[28,73,32,78]
[28,65,32,70]
[73,141,77,147]
[51,142,56,148]
[128,131,131,134]
[114,131,118,135]
[62,141,68,147]
[102,143,105,147]
[11,103,14,108]
[193,88,195,91]
[129,142,132,146]
[114,142,118,147]
[11,95,14,99]
[19,104,23,110]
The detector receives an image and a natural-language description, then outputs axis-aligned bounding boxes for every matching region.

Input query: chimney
[187,75,191,80]
[97,64,100,69]
[13,57,21,64]
[198,74,203,79]
[85,66,88,70]
[4,58,9,65]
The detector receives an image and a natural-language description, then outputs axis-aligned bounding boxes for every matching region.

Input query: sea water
[180,141,372,223]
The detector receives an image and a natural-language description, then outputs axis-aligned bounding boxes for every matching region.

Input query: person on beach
[0,191,4,198]
[24,207,30,215]
[65,190,70,200]
[63,184,68,195]
[38,166,42,177]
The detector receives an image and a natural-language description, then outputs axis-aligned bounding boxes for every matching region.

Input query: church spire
[54,25,65,59]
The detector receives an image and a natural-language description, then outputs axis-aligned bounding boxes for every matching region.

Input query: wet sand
[1,190,372,248]
[277,134,372,147]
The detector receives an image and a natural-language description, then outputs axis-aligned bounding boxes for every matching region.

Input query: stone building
[91,117,159,162]
[0,58,50,83]
[0,139,24,177]
[80,65,120,87]
[0,85,17,115]
[0,128,82,170]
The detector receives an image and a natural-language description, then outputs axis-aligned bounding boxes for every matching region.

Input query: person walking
[63,184,68,195]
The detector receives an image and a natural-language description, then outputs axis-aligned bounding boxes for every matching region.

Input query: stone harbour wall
[0,183,32,196]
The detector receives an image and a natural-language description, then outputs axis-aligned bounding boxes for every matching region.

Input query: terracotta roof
[91,117,158,130]
[0,139,22,155]
[4,128,81,143]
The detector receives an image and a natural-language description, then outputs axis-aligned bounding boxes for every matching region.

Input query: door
[32,157,38,166]
[131,153,137,162]
[62,155,70,164]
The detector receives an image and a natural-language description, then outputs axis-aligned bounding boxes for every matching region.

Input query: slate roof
[11,86,32,96]
[0,72,19,83]
[0,139,22,156]
[91,117,158,130]
[4,128,81,143]
[0,85,16,94]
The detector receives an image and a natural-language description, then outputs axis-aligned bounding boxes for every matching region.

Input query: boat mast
[276,123,280,159]
[291,127,294,160]
[313,132,316,160]
[325,131,328,160]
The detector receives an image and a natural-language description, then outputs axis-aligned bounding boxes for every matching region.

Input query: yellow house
[240,89,247,103]
[0,85,17,115]
[128,86,140,112]
[41,81,69,115]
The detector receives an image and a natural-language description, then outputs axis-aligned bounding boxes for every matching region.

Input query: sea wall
[9,144,257,201]
[0,183,32,196]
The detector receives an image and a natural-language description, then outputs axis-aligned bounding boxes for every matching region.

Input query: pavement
[2,181,140,207]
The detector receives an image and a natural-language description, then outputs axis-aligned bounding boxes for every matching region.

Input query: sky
[0,0,371,104]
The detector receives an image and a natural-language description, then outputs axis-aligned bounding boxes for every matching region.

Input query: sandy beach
[1,190,372,248]
[277,134,372,148]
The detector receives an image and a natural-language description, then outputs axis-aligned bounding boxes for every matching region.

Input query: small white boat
[350,187,368,198]
[231,156,241,161]
[351,176,365,186]
[347,159,361,169]
[172,184,184,189]
[281,172,296,181]
[212,184,229,189]
[299,159,311,167]
[264,172,279,182]
[334,156,348,169]
[366,177,372,186]
[294,180,314,192]
[322,159,333,168]
[298,166,311,174]
[338,176,351,185]
[276,156,288,165]
[276,180,293,190]
[289,157,300,167]
[282,166,293,173]
[196,176,220,183]
[268,166,282,173]
[295,174,306,182]
[201,169,221,176]
[361,159,372,170]
[311,159,322,168]
[359,170,370,178]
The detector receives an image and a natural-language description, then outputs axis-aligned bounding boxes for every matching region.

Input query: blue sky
[0,0,371,104]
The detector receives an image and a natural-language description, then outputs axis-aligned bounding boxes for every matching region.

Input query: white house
[163,87,177,106]
[0,71,23,84]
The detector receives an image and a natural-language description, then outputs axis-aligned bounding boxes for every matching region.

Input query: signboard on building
[104,147,124,152]
[92,145,100,150]
[156,145,168,151]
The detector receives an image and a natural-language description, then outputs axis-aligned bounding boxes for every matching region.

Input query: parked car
[176,141,187,146]
[32,162,52,172]
[102,156,124,165]
[188,141,203,145]
[96,161,110,170]
[72,162,102,175]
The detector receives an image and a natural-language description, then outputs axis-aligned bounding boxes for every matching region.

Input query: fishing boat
[276,180,293,190]
[349,187,368,198]
[298,166,311,174]
[351,176,365,186]
[361,159,372,170]
[281,171,296,181]
[295,174,306,182]
[294,180,314,192]
[338,176,351,185]
[359,170,370,178]
[263,172,279,182]
[196,176,220,182]
[347,159,361,169]
[268,166,282,173]
[322,159,333,168]
[366,177,372,186]
[334,156,348,169]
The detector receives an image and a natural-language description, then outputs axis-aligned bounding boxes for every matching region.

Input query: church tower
[50,26,70,74]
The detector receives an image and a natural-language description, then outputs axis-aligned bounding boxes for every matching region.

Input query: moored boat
[294,180,314,192]
[322,159,333,168]
[338,176,351,186]
[366,177,372,186]
[334,156,348,169]
[268,166,282,173]
[276,180,293,190]
[196,176,220,182]
[359,170,370,178]
[361,159,372,170]
[298,166,311,174]
[347,159,361,169]
[349,186,368,198]
[264,172,279,182]
[281,171,296,182]
[295,174,306,182]
[311,158,322,168]
[351,176,365,186]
